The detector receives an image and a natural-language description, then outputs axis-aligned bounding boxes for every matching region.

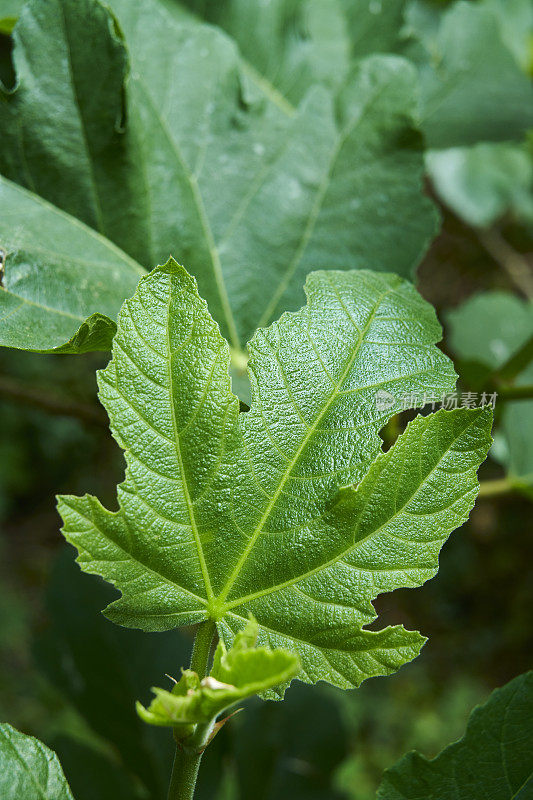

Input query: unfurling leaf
[137,619,299,731]
[58,260,492,692]
[0,724,74,800]
[377,670,533,800]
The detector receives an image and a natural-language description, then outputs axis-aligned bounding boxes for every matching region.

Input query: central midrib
[214,284,393,607]
[166,295,214,603]
[135,76,241,352]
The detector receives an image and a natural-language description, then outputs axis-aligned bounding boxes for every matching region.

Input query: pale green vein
[215,286,393,607]
[165,293,214,603]
[134,77,241,351]
[221,414,479,613]
[0,177,144,274]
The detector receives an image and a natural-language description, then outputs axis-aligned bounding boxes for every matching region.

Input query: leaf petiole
[189,620,217,679]
[167,620,216,800]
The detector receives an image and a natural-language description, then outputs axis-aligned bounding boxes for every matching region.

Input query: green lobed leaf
[175,0,352,107]
[86,0,439,345]
[377,670,533,800]
[409,1,533,148]
[0,178,143,353]
[0,0,437,353]
[427,143,533,228]
[58,261,492,691]
[137,619,299,729]
[0,723,74,800]
[447,292,533,497]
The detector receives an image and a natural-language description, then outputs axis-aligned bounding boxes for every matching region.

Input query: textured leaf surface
[58,261,492,691]
[377,671,533,800]
[411,1,533,147]
[0,724,74,800]
[0,177,143,352]
[137,619,299,729]
[0,0,436,352]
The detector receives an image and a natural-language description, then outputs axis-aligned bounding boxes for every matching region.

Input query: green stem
[477,228,533,299]
[189,619,216,677]
[167,719,215,800]
[497,384,533,401]
[0,376,107,427]
[478,477,517,498]
[167,620,216,800]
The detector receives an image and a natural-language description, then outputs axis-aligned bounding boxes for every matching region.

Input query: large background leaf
[377,670,533,799]
[0,178,143,352]
[0,723,74,800]
[0,0,437,353]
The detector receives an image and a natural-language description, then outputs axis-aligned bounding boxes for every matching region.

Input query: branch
[478,477,517,498]
[477,229,533,299]
[497,384,533,401]
[0,376,107,427]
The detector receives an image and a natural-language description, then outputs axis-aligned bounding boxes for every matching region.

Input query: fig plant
[0,0,532,797]
[52,259,493,798]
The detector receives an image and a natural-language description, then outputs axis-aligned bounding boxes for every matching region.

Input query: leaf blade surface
[59,262,492,691]
[0,724,74,800]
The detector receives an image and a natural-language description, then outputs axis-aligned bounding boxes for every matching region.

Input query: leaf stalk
[497,384,533,401]
[478,477,517,498]
[167,620,216,800]
[189,619,216,678]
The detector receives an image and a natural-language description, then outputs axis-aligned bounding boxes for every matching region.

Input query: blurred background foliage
[0,0,532,797]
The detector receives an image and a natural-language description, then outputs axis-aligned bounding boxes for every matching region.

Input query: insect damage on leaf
[58,259,492,693]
